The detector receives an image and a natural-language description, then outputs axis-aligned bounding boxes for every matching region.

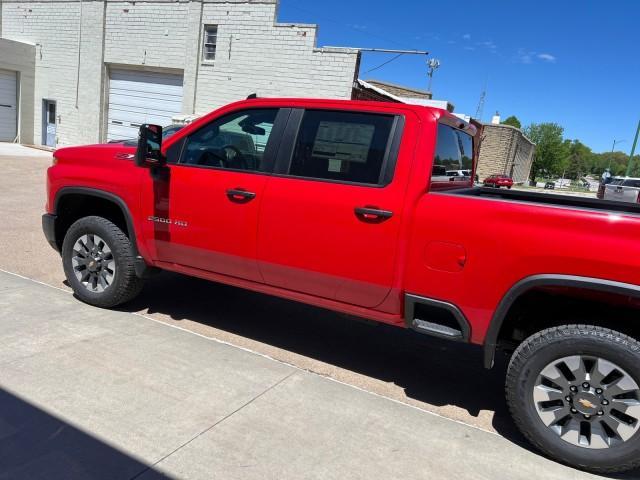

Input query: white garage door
[107,69,184,142]
[0,69,18,142]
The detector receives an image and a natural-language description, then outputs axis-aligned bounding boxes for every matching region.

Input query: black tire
[506,325,640,474]
[62,216,144,308]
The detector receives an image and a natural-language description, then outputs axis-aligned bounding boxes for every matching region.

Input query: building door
[107,69,184,142]
[42,100,56,147]
[0,69,18,142]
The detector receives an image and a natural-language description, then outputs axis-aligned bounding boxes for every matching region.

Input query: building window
[202,25,218,61]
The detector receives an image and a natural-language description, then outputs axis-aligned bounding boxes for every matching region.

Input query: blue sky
[279,0,639,153]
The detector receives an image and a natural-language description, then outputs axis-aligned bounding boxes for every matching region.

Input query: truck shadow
[0,387,171,479]
[120,272,637,479]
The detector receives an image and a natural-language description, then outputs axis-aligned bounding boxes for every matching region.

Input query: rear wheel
[62,216,144,308]
[506,325,640,473]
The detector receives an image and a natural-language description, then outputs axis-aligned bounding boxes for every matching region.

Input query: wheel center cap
[574,393,599,414]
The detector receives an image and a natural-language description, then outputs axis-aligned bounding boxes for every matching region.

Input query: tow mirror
[135,124,165,167]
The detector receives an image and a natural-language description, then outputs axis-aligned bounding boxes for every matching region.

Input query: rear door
[256,107,410,308]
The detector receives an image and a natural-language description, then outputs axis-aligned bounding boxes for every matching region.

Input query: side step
[404,294,470,342]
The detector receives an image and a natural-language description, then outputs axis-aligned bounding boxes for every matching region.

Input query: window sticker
[312,121,375,163]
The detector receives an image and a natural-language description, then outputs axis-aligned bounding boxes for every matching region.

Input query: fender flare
[53,187,150,277]
[483,274,640,369]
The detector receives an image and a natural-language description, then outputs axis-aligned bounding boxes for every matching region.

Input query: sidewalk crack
[128,371,295,480]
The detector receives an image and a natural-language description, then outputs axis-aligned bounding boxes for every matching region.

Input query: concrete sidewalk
[0,271,603,479]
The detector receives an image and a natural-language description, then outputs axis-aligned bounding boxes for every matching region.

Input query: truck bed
[451,186,640,216]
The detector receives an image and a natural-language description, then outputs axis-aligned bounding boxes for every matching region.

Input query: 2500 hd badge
[147,216,188,227]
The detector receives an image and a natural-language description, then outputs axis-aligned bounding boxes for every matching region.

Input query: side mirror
[135,124,165,167]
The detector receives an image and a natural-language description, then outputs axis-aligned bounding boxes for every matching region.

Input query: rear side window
[622,179,640,188]
[288,110,396,185]
[432,124,473,183]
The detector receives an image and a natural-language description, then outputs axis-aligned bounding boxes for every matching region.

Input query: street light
[609,139,626,170]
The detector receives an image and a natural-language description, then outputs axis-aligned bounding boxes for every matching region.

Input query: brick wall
[1,0,360,146]
[476,123,535,183]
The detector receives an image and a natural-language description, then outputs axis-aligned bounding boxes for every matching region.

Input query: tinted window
[288,110,395,185]
[622,179,640,188]
[181,109,278,172]
[432,124,473,183]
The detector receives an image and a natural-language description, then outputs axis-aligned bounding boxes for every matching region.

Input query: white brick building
[0,0,360,146]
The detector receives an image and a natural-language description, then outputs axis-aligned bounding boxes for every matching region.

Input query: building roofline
[365,78,430,97]
[481,122,535,145]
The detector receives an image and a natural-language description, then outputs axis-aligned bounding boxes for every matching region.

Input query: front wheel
[62,216,144,308]
[506,325,640,473]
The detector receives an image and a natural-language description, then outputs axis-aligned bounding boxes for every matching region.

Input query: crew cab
[43,98,640,473]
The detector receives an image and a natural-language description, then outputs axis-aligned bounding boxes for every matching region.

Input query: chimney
[491,111,501,125]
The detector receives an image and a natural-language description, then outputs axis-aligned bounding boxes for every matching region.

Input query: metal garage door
[0,69,18,142]
[107,69,184,142]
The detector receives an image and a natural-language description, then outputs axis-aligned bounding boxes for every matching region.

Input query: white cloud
[462,33,471,40]
[516,48,534,64]
[478,40,497,50]
[537,53,556,62]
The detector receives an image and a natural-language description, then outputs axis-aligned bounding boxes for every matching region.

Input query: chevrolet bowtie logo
[578,398,596,409]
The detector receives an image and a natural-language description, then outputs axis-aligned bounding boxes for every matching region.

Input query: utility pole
[609,139,625,170]
[427,58,440,94]
[626,120,640,177]
[475,77,488,121]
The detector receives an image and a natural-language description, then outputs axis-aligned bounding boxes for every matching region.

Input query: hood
[54,143,137,163]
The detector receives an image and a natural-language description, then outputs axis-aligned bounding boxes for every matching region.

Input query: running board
[404,294,470,342]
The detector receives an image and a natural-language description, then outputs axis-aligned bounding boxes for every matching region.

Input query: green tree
[502,115,522,129]
[523,123,566,180]
[564,139,593,180]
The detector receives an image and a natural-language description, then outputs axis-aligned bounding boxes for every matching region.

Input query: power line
[363,53,404,74]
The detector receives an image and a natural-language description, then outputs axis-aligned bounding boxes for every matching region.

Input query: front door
[43,100,56,147]
[141,107,287,282]
[257,108,410,308]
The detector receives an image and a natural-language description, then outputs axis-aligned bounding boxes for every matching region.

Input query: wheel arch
[53,187,138,251]
[483,274,640,369]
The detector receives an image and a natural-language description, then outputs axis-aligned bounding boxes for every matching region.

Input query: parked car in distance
[107,124,184,146]
[483,174,513,189]
[603,177,640,204]
[43,97,640,474]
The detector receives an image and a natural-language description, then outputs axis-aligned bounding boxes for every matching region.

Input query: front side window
[432,123,474,183]
[180,109,278,172]
[288,110,396,185]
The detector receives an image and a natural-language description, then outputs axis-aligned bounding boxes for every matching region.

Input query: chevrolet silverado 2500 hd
[43,98,640,473]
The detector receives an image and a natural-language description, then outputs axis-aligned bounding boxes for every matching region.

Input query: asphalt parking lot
[0,143,630,478]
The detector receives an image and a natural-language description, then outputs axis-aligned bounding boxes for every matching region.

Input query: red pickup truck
[43,98,640,473]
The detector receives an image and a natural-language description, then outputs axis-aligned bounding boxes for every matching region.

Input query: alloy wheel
[533,355,640,449]
[71,234,116,293]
